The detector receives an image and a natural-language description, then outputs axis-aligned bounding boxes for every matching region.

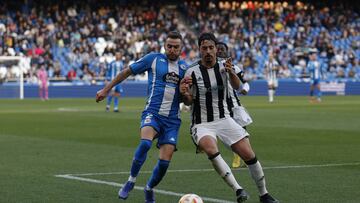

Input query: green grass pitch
[0,96,359,203]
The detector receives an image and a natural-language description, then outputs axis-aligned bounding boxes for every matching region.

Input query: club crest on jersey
[144,113,153,124]
[180,64,187,70]
[163,72,180,85]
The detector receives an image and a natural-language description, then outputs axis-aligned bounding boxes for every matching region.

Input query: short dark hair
[198,32,218,47]
[216,42,228,51]
[166,31,183,41]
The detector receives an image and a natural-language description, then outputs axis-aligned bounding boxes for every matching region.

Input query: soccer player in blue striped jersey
[105,52,124,112]
[307,49,323,102]
[96,31,187,203]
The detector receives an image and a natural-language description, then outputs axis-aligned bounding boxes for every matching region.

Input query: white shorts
[232,106,253,127]
[267,78,278,87]
[191,118,249,148]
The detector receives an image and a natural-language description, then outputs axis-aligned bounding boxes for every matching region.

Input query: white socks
[268,89,274,102]
[248,161,268,196]
[210,154,242,191]
[128,176,136,182]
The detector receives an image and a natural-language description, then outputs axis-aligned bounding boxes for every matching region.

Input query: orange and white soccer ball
[178,194,203,203]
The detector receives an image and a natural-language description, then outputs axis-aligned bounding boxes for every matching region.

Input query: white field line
[55,162,360,203]
[58,162,360,177]
[54,174,234,203]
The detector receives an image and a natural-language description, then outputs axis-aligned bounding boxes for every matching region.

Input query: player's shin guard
[147,159,170,188]
[130,139,152,179]
[245,157,268,196]
[209,152,242,191]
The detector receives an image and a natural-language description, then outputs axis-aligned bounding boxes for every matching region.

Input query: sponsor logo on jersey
[163,72,180,85]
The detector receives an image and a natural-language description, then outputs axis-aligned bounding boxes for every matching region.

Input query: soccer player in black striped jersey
[217,42,251,169]
[264,52,280,103]
[180,33,279,203]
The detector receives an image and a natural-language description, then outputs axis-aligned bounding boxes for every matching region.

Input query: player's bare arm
[225,58,240,90]
[96,68,132,102]
[180,76,193,105]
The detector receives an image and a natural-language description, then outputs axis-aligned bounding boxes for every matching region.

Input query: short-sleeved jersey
[185,61,231,125]
[307,60,322,80]
[217,58,244,114]
[265,59,279,80]
[226,64,245,114]
[130,53,188,119]
[107,60,124,81]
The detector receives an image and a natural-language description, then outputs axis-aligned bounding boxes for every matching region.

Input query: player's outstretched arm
[180,76,193,105]
[225,58,240,90]
[96,68,132,102]
[234,66,249,95]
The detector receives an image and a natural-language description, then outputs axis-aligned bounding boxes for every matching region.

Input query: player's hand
[96,89,108,103]
[240,89,248,95]
[180,76,192,96]
[224,58,235,74]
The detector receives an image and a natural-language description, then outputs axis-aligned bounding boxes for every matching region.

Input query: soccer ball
[178,194,203,203]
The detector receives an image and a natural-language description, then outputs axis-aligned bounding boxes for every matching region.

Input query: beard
[167,53,179,61]
[205,55,213,63]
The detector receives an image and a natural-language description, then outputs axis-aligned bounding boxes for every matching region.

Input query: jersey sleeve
[234,64,246,83]
[129,53,156,75]
[184,67,193,78]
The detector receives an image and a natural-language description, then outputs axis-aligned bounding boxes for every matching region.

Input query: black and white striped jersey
[185,61,231,125]
[226,64,244,116]
[265,59,279,80]
[217,58,247,117]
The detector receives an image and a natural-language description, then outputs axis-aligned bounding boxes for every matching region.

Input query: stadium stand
[0,0,359,84]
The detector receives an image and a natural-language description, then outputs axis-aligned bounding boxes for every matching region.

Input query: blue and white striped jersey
[130,53,188,119]
[106,60,124,81]
[307,60,322,80]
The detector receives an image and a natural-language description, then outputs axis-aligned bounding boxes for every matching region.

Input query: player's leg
[232,125,249,168]
[268,81,274,103]
[232,152,241,168]
[231,138,279,203]
[119,113,159,199]
[273,80,278,102]
[309,82,315,102]
[113,85,122,112]
[316,82,322,102]
[199,135,248,202]
[44,84,49,100]
[113,92,120,112]
[106,91,113,111]
[194,122,248,202]
[144,119,179,202]
[39,84,44,100]
[144,144,175,203]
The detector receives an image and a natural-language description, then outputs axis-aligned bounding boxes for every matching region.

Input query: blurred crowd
[179,1,360,81]
[0,0,359,83]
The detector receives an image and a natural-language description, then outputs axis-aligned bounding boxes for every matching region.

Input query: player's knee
[141,127,157,140]
[207,152,220,160]
[159,144,175,160]
[139,139,152,151]
[244,156,258,165]
[198,136,218,153]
